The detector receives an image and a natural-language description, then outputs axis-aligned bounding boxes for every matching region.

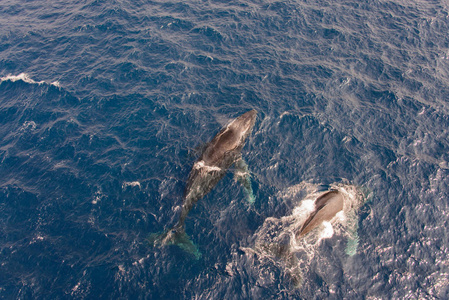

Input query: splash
[245,183,368,288]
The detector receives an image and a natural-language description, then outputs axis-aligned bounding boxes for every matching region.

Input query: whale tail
[148,225,201,260]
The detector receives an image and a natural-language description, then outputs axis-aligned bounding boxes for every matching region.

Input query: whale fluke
[149,225,201,259]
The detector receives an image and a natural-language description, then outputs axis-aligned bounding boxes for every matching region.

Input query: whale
[246,187,360,288]
[150,109,257,258]
[295,190,344,239]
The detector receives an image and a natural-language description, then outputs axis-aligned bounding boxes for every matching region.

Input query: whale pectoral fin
[148,227,202,260]
[346,233,359,257]
[344,212,359,256]
[233,158,255,204]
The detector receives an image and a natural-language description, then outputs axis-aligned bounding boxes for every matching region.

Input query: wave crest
[1,73,60,87]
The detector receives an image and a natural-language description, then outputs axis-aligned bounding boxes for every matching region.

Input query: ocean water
[1,0,449,298]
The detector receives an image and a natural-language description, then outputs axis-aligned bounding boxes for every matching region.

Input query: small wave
[0,73,61,87]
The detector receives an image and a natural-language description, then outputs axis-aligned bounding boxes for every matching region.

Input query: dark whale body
[150,110,257,258]
[296,190,344,239]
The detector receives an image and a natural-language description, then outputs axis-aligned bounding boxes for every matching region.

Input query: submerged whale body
[150,109,257,258]
[296,190,344,239]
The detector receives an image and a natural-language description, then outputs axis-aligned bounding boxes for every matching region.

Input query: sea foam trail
[0,73,60,87]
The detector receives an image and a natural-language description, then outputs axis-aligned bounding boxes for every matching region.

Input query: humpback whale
[296,190,344,239]
[150,109,257,258]
[245,186,363,288]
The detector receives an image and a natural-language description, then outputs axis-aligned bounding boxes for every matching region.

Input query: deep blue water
[1,0,449,298]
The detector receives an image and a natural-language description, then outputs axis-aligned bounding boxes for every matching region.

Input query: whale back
[202,109,256,166]
[202,127,242,165]
[296,190,344,238]
[183,109,257,203]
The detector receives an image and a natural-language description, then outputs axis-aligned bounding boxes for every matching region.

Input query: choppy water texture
[1,0,449,299]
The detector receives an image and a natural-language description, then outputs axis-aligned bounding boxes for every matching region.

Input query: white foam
[0,73,61,87]
[335,210,346,222]
[122,181,141,189]
[292,199,315,218]
[1,73,45,85]
[29,234,45,244]
[71,282,81,293]
[320,221,334,239]
[92,190,104,204]
[20,121,37,131]
[194,160,222,172]
[92,196,100,205]
[118,265,125,273]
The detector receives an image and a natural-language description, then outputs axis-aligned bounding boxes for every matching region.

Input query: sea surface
[1,0,449,299]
